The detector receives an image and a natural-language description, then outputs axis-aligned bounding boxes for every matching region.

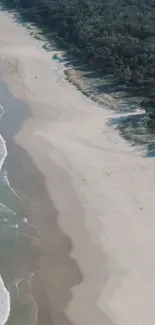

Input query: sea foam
[0,104,11,324]
[0,276,10,325]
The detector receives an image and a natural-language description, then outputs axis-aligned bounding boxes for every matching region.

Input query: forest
[2,0,155,110]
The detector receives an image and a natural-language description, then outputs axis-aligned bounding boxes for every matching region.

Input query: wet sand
[0,75,83,325]
[1,8,155,325]
[6,130,83,325]
[4,98,107,325]
[0,11,107,325]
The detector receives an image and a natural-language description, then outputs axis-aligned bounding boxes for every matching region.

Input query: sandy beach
[0,9,155,325]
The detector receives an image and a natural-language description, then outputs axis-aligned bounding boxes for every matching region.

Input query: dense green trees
[3,0,155,90]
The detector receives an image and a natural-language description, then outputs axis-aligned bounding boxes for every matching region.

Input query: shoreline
[0,59,83,325]
[0,76,41,325]
[0,11,107,325]
[1,9,155,325]
[3,91,107,325]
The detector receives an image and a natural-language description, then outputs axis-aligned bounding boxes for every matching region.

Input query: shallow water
[0,78,42,325]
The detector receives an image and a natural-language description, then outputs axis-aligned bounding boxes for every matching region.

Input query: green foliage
[4,0,155,89]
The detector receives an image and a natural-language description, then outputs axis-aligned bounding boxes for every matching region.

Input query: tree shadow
[1,0,155,156]
[0,0,129,100]
[107,112,155,157]
[0,0,150,102]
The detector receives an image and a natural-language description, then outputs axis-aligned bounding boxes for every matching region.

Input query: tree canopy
[3,0,155,94]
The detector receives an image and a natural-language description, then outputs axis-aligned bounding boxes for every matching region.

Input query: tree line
[3,0,155,110]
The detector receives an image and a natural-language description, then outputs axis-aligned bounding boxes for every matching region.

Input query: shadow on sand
[0,0,154,163]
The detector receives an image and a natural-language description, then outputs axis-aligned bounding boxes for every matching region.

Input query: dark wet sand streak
[0,77,82,325]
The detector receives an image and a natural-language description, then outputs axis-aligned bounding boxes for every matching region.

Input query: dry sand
[0,10,155,325]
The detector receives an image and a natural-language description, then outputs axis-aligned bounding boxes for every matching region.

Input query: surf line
[0,103,11,325]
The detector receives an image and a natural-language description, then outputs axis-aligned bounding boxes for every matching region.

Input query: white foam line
[0,202,16,216]
[14,278,24,297]
[19,232,39,245]
[28,273,38,325]
[0,104,11,324]
[2,173,18,196]
[23,217,36,228]
[113,109,146,119]
[0,275,10,325]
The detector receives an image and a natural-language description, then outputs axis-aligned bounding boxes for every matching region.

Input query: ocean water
[0,275,10,325]
[0,79,42,325]
[0,103,11,325]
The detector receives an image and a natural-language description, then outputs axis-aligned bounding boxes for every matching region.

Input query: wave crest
[0,276,10,325]
[0,103,11,324]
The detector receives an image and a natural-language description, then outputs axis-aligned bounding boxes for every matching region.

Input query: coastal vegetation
[5,0,155,85]
[2,0,155,115]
